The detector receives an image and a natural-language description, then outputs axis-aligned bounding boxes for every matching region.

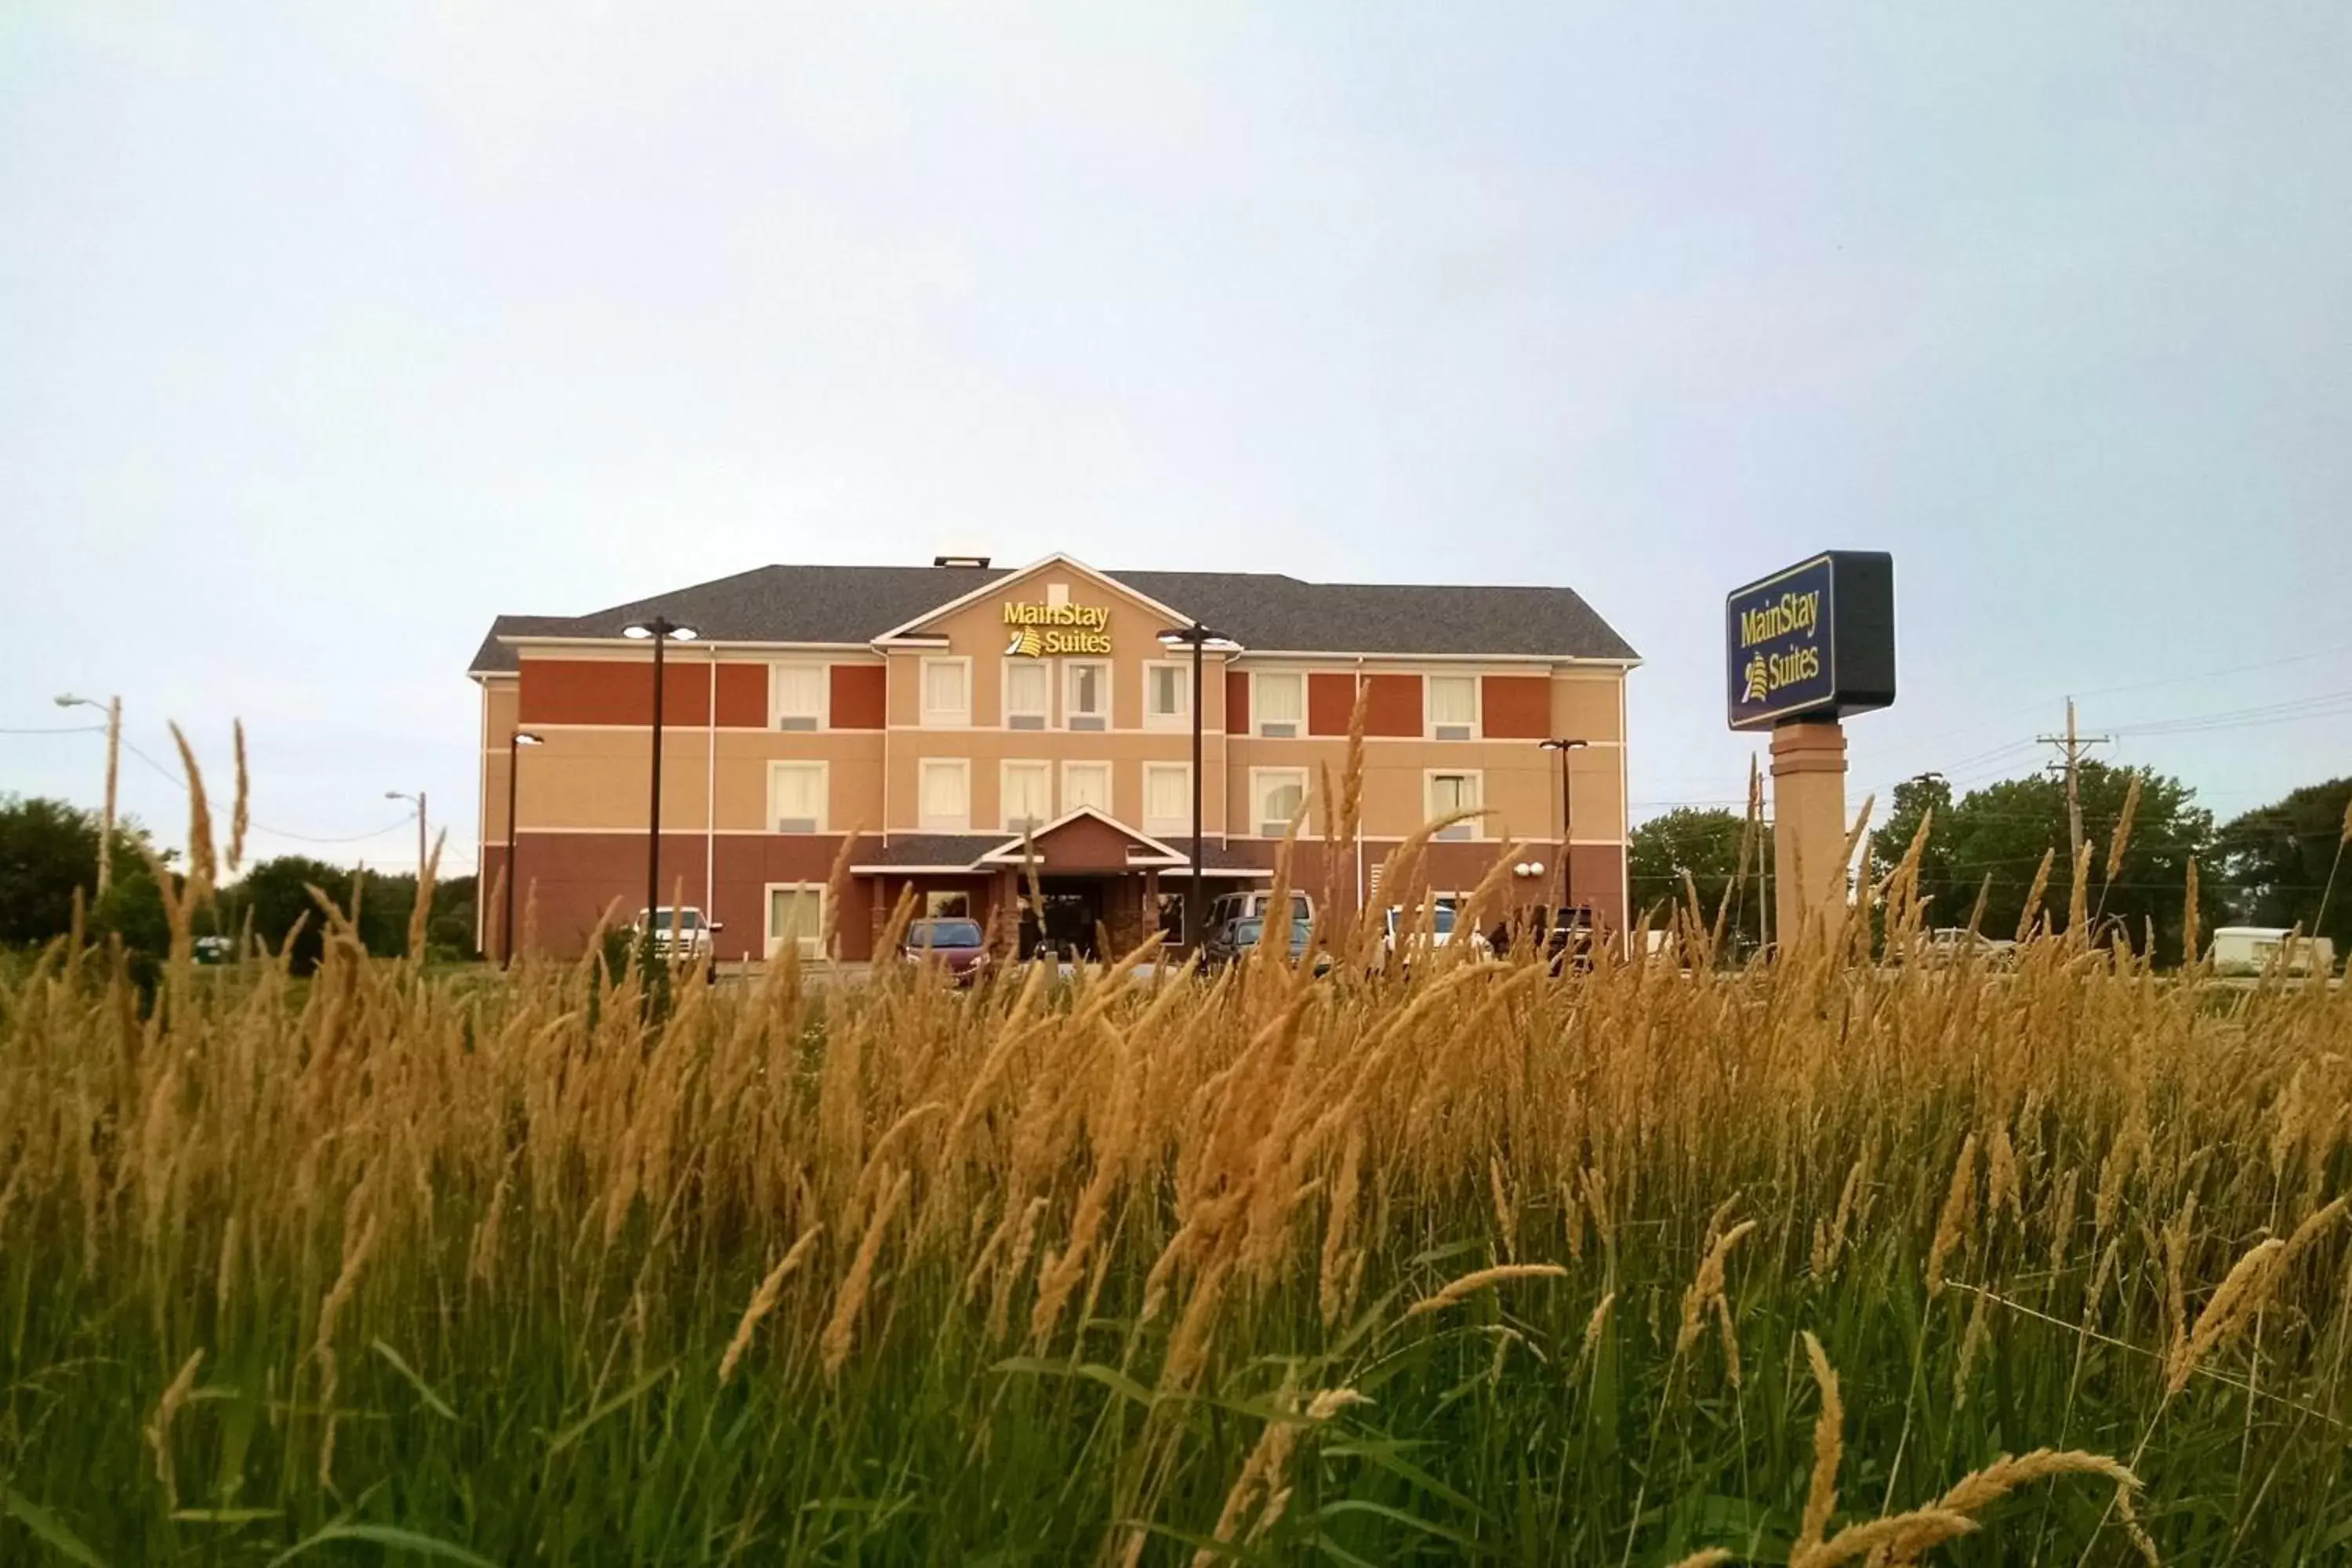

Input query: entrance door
[1021,877,1107,960]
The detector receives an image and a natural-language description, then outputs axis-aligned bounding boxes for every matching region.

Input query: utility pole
[2038,697,2111,866]
[385,789,429,884]
[53,694,122,896]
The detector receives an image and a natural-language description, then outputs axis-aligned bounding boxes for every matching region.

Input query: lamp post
[1156,622,1232,953]
[1539,739,1589,915]
[383,789,428,885]
[54,693,122,896]
[501,732,544,967]
[622,615,700,947]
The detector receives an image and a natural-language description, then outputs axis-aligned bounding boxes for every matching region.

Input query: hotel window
[765,884,825,960]
[1143,762,1191,837]
[1252,768,1308,839]
[1063,760,1112,816]
[1427,674,1478,741]
[921,657,971,728]
[769,761,827,833]
[1065,661,1109,731]
[1144,662,1189,728]
[1004,661,1049,731]
[770,662,828,731]
[1001,760,1051,833]
[924,890,971,920]
[1426,771,1482,841]
[919,758,971,830]
[1254,671,1304,738]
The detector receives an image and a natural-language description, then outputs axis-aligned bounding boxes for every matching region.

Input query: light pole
[622,616,699,946]
[383,789,428,886]
[1156,622,1232,953]
[1539,739,1589,915]
[54,693,122,897]
[501,731,544,967]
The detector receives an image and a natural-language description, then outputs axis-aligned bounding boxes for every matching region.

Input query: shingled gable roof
[469,561,1638,674]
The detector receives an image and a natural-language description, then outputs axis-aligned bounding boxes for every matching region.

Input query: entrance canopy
[851,807,1209,877]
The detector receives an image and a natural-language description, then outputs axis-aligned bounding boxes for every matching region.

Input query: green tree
[1867,773,1958,916]
[1890,761,2219,960]
[217,861,477,969]
[0,795,151,947]
[220,855,356,975]
[430,873,479,960]
[89,859,176,985]
[1629,807,1773,935]
[2214,777,2352,952]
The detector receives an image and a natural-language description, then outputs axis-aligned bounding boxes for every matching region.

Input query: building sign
[1724,551,1896,730]
[1003,601,1112,657]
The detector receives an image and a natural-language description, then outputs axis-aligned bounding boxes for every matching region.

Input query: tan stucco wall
[882,565,1233,732]
[1552,674,1624,744]
[884,730,1229,835]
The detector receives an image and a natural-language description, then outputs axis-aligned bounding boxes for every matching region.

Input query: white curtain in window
[1004,764,1050,826]
[1429,773,1478,838]
[924,661,968,717]
[1064,764,1111,814]
[1257,673,1303,725]
[772,764,825,830]
[774,664,826,724]
[1258,776,1305,834]
[768,887,822,955]
[1145,766,1189,825]
[1006,662,1048,718]
[1428,676,1475,728]
[1429,774,1478,814]
[920,762,968,823]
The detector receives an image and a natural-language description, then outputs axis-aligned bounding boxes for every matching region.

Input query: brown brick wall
[1480,675,1551,739]
[1308,672,1356,736]
[520,659,710,727]
[506,833,878,960]
[831,665,887,729]
[715,664,768,728]
[1225,670,1250,735]
[1363,673,1421,737]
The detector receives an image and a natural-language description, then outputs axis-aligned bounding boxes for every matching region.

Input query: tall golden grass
[0,755,2347,1563]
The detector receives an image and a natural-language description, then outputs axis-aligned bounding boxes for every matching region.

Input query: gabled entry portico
[852,808,1266,958]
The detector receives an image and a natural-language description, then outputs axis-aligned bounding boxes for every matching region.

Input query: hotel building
[468,555,1639,961]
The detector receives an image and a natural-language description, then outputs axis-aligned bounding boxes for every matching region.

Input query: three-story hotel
[469,554,1639,961]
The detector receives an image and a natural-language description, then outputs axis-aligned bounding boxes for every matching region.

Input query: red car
[900,918,990,985]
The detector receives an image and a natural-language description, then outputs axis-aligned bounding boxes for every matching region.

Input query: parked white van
[2209,927,2336,978]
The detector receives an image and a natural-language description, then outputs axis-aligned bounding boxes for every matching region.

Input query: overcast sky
[5,3,2347,877]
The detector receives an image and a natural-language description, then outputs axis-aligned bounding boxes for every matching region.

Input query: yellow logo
[1000,601,1111,655]
[1742,654,1769,704]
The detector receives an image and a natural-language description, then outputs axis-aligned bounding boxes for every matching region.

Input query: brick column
[1770,720,1849,949]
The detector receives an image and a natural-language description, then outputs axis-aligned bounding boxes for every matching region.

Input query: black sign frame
[1724,550,1895,731]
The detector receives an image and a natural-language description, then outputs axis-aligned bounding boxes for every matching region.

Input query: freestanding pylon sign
[1725,552,1896,947]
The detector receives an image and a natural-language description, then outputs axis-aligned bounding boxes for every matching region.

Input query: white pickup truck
[633,906,723,963]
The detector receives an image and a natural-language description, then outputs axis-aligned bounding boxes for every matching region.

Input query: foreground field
[2,919,2347,1566]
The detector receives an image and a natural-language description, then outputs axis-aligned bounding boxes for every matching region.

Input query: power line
[252,816,423,846]
[0,723,107,735]
[1851,642,2352,774]
[2111,691,2352,739]
[114,735,429,848]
